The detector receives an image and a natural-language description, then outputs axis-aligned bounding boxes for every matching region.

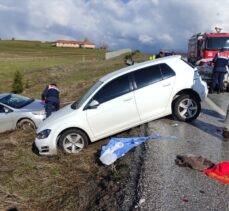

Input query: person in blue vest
[41,83,60,118]
[210,48,229,94]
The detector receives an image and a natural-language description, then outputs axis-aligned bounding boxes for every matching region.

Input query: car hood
[38,104,75,130]
[22,99,45,111]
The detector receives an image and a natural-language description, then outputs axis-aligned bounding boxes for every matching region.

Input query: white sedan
[0,93,46,133]
[35,55,208,155]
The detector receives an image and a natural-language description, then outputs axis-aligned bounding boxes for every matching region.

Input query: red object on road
[182,196,189,202]
[204,161,229,184]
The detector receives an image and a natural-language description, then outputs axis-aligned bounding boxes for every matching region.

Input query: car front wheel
[173,94,201,122]
[58,129,89,154]
[17,119,36,130]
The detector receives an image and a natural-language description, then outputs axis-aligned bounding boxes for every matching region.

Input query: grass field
[0,40,148,98]
[0,40,106,94]
[0,40,149,210]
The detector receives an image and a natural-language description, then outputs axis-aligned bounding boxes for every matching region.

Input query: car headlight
[32,110,46,115]
[36,129,51,139]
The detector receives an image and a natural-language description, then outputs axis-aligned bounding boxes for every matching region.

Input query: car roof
[99,55,182,83]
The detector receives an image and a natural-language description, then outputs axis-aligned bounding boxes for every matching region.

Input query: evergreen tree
[12,70,24,93]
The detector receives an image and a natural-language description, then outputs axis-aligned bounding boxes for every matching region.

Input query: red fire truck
[188,32,229,63]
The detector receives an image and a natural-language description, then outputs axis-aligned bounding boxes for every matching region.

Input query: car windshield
[71,80,103,109]
[0,94,34,109]
[206,37,229,50]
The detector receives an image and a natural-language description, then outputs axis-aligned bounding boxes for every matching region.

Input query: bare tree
[99,41,108,50]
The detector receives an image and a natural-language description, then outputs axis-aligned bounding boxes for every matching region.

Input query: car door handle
[123,98,132,102]
[162,83,171,87]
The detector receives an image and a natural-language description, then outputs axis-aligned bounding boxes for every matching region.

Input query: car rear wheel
[17,119,36,130]
[173,94,201,122]
[58,129,89,154]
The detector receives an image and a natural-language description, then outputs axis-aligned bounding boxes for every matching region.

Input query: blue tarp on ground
[100,134,176,165]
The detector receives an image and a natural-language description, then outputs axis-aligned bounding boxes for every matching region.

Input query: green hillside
[0,40,105,95]
[0,40,106,56]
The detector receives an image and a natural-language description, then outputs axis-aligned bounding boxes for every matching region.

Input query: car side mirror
[88,100,99,109]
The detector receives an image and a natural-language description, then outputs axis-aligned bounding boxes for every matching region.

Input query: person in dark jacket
[155,51,165,58]
[41,83,60,117]
[188,52,197,66]
[210,48,229,93]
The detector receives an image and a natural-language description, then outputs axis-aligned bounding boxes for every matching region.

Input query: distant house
[81,41,96,49]
[54,40,96,49]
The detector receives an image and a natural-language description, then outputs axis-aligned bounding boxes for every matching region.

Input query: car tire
[17,119,36,130]
[172,94,201,122]
[58,129,89,154]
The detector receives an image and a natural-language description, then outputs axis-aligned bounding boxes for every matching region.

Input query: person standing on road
[188,52,197,66]
[210,48,229,94]
[41,83,60,118]
[223,104,229,141]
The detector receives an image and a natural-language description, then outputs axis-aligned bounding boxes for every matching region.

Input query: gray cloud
[0,0,229,53]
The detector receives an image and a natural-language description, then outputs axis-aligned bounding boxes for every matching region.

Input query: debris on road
[139,198,146,205]
[171,123,179,127]
[182,196,189,202]
[175,154,215,171]
[204,161,229,184]
[100,135,176,165]
[175,155,229,184]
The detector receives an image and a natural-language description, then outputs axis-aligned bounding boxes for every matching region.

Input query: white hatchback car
[35,55,208,155]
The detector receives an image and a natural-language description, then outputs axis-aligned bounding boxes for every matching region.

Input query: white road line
[205,97,226,116]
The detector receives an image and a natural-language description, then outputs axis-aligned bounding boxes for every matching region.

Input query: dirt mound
[0,128,105,210]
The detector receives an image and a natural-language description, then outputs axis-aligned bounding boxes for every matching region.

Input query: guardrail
[105,48,132,60]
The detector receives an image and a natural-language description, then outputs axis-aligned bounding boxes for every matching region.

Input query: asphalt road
[130,94,229,211]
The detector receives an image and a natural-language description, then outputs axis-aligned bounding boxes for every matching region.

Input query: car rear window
[134,65,162,88]
[159,63,176,79]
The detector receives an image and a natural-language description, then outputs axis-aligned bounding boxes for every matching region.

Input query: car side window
[159,63,176,79]
[0,105,5,113]
[93,74,131,104]
[134,65,162,89]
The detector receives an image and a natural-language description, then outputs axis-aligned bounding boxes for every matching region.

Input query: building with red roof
[54,40,95,49]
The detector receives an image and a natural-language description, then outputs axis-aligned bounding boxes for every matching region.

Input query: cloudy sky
[0,0,229,53]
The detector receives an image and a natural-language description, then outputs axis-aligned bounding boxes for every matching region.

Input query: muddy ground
[0,117,148,211]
